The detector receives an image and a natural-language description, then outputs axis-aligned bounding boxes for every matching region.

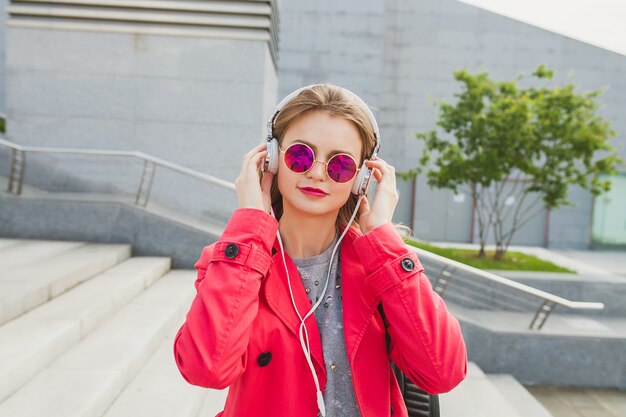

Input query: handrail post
[8,149,25,195]
[434,266,454,296]
[135,160,156,207]
[529,300,556,330]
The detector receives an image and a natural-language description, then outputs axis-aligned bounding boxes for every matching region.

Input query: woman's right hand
[234,142,274,214]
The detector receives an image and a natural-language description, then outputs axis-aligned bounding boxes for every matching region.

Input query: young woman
[173,84,467,417]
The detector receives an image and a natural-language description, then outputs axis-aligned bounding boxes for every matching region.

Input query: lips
[299,187,327,196]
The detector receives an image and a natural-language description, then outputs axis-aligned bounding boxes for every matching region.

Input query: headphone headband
[267,84,381,156]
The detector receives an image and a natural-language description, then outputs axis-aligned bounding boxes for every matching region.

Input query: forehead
[282,110,363,159]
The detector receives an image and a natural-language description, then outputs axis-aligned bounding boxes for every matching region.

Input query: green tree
[399,65,623,259]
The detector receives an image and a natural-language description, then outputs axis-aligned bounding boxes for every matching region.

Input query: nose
[306,160,327,181]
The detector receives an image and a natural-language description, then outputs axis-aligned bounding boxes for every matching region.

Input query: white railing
[1,136,604,329]
[0,137,234,207]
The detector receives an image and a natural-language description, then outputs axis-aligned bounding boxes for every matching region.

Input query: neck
[278,205,339,259]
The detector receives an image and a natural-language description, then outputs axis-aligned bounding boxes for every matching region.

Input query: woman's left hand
[358,156,399,234]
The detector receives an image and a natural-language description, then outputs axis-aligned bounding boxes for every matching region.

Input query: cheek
[333,184,355,205]
[276,166,295,194]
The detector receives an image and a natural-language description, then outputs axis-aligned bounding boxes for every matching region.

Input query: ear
[264,138,280,174]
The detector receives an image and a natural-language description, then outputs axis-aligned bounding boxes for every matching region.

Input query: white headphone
[263,84,381,196]
[262,84,381,417]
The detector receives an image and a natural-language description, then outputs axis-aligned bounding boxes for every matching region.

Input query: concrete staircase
[0,237,227,417]
[0,237,558,417]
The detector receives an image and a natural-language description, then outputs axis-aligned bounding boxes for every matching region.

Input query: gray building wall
[0,0,6,114]
[277,0,626,249]
[4,1,279,222]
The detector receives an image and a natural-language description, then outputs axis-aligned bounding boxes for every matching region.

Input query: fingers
[251,149,268,166]
[366,157,393,184]
[365,156,395,175]
[359,195,370,210]
[260,167,274,190]
[235,143,273,212]
[242,144,268,171]
[365,157,398,201]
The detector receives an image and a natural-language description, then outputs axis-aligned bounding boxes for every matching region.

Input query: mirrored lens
[284,143,314,173]
[328,154,358,183]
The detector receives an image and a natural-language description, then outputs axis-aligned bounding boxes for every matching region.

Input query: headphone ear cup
[351,162,372,195]
[264,138,280,174]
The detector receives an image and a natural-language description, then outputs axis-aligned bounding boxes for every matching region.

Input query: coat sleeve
[352,222,467,394]
[172,208,279,389]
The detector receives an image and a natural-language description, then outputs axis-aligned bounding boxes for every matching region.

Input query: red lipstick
[299,187,327,197]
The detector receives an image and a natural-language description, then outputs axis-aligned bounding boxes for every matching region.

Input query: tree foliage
[400,65,624,258]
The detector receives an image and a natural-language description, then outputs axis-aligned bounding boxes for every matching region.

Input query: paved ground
[551,249,626,277]
[527,386,626,417]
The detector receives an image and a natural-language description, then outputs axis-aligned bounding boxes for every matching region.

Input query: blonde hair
[264,83,413,238]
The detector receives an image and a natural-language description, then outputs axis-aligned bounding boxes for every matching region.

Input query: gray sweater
[292,233,362,417]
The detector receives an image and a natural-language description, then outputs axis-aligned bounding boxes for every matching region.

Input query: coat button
[401,257,414,272]
[257,351,272,366]
[225,243,239,259]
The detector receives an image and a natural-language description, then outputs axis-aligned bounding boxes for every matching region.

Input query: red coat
[173,208,467,417]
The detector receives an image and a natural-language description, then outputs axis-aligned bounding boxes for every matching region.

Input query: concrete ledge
[457,312,626,390]
[7,0,279,67]
[0,192,222,269]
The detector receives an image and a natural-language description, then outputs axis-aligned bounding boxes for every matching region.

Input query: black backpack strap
[377,303,406,394]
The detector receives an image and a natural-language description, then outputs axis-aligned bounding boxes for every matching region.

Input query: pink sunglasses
[280,142,360,183]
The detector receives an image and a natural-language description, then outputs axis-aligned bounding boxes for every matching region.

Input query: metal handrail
[1,137,604,329]
[408,244,605,329]
[0,137,235,204]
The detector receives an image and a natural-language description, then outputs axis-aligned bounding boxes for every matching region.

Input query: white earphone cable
[270,194,365,417]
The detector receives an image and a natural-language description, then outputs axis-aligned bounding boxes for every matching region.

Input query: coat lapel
[263,238,326,378]
[336,227,377,364]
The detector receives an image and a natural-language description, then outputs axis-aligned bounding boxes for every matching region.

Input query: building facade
[278,0,626,249]
[3,0,280,222]
[2,0,624,248]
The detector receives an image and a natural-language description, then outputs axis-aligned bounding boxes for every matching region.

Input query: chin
[286,195,343,218]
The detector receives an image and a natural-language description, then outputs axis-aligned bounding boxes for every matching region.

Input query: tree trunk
[473,185,489,258]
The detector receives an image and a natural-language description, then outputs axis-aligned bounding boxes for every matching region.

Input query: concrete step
[0,239,23,250]
[102,299,229,417]
[0,256,171,402]
[101,335,207,417]
[0,270,196,417]
[487,375,553,417]
[199,388,229,417]
[0,239,86,273]
[0,241,132,325]
[439,362,524,417]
